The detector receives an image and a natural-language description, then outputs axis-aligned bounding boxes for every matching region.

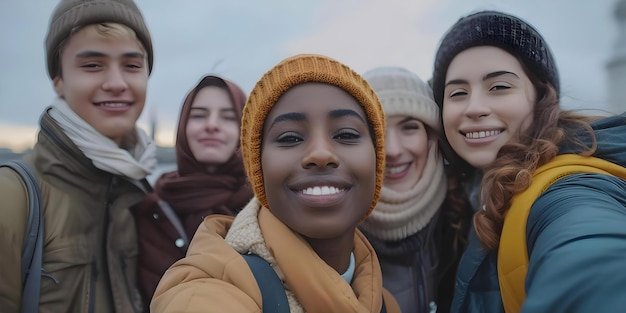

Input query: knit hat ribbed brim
[432,10,559,108]
[45,0,153,79]
[241,54,386,219]
[363,66,440,132]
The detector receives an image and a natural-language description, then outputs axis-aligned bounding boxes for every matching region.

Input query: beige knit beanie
[363,66,440,132]
[45,0,154,79]
[241,54,386,219]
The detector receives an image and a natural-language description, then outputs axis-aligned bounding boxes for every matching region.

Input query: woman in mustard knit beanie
[151,54,400,313]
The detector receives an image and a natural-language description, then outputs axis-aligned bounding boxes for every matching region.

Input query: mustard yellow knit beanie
[241,54,386,218]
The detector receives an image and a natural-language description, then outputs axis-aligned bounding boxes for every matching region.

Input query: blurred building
[608,0,626,114]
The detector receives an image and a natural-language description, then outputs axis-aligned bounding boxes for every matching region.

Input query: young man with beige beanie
[0,0,156,311]
[151,54,400,313]
[360,66,472,313]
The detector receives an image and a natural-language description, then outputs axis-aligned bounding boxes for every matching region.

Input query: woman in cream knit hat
[361,66,471,313]
[152,54,400,313]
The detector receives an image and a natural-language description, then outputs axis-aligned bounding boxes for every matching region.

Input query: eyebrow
[445,71,521,88]
[328,109,366,123]
[189,107,236,113]
[268,112,306,130]
[267,108,366,130]
[75,50,145,59]
[484,70,519,80]
[399,116,418,124]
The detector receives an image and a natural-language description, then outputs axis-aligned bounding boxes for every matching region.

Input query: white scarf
[48,98,157,180]
[225,198,305,313]
[360,140,447,241]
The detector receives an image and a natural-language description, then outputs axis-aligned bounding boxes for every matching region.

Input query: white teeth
[302,186,342,196]
[386,164,409,174]
[101,103,128,108]
[465,130,501,139]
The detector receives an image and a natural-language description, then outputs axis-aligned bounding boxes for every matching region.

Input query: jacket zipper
[89,257,97,313]
[99,178,115,310]
[414,235,428,313]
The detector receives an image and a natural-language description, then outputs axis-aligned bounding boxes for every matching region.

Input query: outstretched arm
[150,217,263,313]
[523,173,626,313]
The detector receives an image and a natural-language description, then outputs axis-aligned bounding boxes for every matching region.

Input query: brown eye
[449,90,468,98]
[490,84,511,91]
[334,129,360,142]
[277,132,303,145]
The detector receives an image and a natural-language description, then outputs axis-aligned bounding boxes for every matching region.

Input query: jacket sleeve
[523,173,626,313]
[150,218,263,313]
[0,167,29,311]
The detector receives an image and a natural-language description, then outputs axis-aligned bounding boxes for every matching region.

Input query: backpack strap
[498,154,626,313]
[2,160,44,313]
[241,254,289,313]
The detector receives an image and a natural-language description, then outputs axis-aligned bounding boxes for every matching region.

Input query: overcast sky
[0,0,620,151]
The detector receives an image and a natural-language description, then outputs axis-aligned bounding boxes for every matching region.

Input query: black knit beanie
[45,0,154,79]
[432,10,559,108]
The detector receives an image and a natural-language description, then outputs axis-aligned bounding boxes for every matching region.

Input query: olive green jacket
[0,111,147,312]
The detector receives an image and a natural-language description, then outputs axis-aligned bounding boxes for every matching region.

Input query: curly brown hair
[473,68,599,250]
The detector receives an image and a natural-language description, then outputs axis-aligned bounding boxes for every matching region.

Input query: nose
[204,112,220,132]
[464,91,491,119]
[102,67,128,95]
[301,133,339,169]
[385,129,401,161]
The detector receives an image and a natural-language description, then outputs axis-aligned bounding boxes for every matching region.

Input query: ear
[53,76,64,98]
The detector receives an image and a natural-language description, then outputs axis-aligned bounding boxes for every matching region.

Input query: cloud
[0,0,621,151]
[284,0,441,79]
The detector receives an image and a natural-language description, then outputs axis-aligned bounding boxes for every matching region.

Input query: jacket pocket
[38,241,93,311]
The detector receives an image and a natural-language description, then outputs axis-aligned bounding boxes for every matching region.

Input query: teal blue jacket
[451,114,626,313]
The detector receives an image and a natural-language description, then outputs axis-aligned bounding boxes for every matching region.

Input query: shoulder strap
[241,254,289,313]
[142,180,189,251]
[157,199,189,251]
[498,154,626,313]
[2,160,44,313]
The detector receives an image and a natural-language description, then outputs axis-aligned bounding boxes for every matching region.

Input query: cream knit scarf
[225,198,305,313]
[360,140,447,241]
[48,98,157,180]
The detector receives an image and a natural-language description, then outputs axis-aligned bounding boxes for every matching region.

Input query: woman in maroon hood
[133,75,253,302]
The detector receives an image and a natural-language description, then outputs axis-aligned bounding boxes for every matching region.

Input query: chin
[386,183,410,193]
[467,156,497,169]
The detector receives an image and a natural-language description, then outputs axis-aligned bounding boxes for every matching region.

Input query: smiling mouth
[199,138,223,144]
[97,102,131,108]
[463,130,502,139]
[300,186,345,196]
[386,163,410,175]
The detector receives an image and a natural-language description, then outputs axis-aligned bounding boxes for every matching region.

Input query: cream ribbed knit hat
[363,66,440,132]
